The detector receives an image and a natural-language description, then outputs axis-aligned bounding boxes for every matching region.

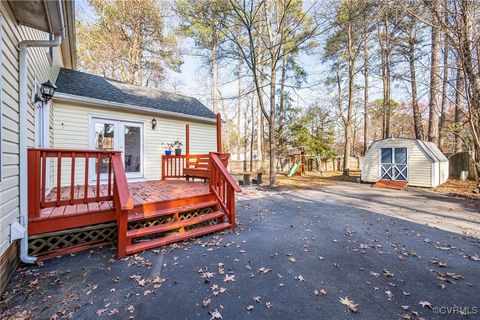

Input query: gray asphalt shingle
[54,68,216,119]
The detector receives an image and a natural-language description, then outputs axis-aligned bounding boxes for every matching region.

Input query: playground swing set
[287,147,307,177]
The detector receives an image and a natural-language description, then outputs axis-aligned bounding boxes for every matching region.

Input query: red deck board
[33,180,210,229]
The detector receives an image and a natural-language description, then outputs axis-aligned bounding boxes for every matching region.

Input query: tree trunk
[269,59,277,185]
[454,58,465,152]
[408,20,424,140]
[363,39,369,155]
[458,0,480,174]
[212,42,219,114]
[378,18,387,139]
[428,0,441,144]
[384,14,392,139]
[250,94,255,172]
[237,61,242,159]
[344,18,355,176]
[439,37,449,150]
[278,55,288,155]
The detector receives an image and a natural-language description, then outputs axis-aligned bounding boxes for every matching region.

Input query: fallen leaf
[295,275,305,282]
[419,301,433,309]
[314,288,327,296]
[210,309,222,319]
[202,298,211,308]
[383,269,394,277]
[340,296,358,313]
[224,274,235,282]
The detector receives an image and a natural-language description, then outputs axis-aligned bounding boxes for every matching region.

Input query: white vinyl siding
[0,2,59,256]
[52,101,217,184]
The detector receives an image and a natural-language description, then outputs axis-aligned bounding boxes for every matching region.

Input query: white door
[92,118,143,180]
[380,147,408,181]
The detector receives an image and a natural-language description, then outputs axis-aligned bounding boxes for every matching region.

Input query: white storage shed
[361,138,449,188]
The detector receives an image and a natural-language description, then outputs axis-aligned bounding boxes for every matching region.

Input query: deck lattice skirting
[28,223,117,257]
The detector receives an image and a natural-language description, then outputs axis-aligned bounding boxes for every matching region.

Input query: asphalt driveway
[1,184,479,319]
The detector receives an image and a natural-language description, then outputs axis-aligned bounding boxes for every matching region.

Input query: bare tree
[222,0,319,185]
[428,0,442,144]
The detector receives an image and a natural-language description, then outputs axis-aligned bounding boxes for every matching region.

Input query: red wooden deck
[28,180,211,235]
[37,180,209,218]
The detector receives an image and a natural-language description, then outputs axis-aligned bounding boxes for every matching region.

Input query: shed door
[381,148,407,181]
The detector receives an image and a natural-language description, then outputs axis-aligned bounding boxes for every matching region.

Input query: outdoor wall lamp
[35,80,57,103]
[152,117,157,130]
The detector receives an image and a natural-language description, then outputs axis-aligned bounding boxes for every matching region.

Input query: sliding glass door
[92,118,143,180]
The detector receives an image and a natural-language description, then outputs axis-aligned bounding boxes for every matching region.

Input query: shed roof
[370,137,448,163]
[54,68,216,120]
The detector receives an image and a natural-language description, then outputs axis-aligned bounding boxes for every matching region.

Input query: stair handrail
[209,152,241,227]
[210,153,241,192]
[112,153,134,211]
[112,152,133,258]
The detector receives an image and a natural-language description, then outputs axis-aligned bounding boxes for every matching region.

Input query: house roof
[54,68,216,120]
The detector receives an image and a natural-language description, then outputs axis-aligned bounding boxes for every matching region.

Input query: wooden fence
[449,151,478,179]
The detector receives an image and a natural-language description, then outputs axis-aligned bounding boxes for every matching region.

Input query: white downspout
[18,34,62,264]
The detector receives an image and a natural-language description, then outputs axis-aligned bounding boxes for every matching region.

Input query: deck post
[186,124,190,180]
[186,124,190,158]
[216,113,222,153]
[27,149,40,219]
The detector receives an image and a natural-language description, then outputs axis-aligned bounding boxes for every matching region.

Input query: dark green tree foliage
[288,104,336,158]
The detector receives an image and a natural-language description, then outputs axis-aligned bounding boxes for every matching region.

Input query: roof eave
[53,92,217,124]
[61,0,77,69]
[8,0,64,35]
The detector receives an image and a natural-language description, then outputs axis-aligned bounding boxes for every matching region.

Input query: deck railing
[161,154,210,179]
[209,152,241,227]
[27,148,132,219]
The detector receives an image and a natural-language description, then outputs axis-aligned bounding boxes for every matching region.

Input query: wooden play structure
[27,114,240,259]
[287,147,307,177]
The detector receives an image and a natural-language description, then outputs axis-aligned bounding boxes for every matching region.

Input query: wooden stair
[126,222,231,255]
[124,197,230,255]
[128,199,218,222]
[372,179,408,190]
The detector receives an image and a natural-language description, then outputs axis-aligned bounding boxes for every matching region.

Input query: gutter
[54,92,218,124]
[18,34,63,264]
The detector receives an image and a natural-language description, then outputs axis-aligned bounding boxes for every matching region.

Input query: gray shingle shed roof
[54,68,216,120]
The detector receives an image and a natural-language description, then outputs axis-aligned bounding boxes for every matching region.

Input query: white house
[0,0,219,293]
[52,68,217,184]
[361,137,449,188]
[0,0,76,293]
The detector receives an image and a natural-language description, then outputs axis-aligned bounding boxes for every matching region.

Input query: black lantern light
[151,118,157,130]
[40,80,57,102]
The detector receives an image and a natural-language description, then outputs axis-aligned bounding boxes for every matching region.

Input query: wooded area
[77,0,480,185]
